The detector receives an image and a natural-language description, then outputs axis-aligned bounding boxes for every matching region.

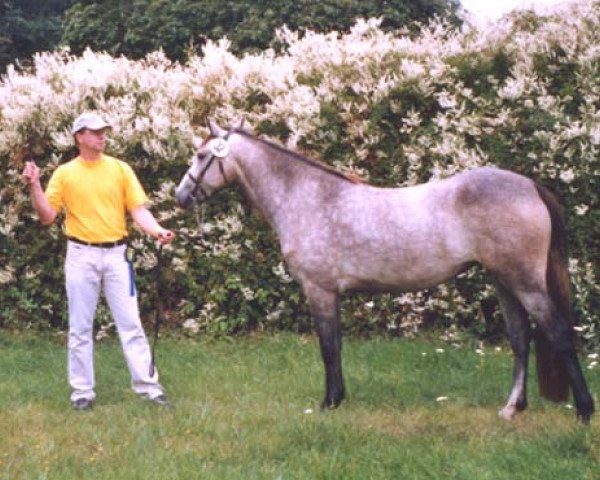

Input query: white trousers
[65,241,164,402]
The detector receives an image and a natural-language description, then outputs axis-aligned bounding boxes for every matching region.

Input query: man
[22,112,175,411]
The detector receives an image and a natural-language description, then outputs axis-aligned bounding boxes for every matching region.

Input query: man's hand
[156,228,175,245]
[22,160,40,186]
[21,160,58,225]
[130,206,176,244]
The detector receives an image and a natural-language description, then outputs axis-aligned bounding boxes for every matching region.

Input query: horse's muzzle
[175,190,193,209]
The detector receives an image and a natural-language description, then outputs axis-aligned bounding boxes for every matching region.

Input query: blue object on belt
[125,247,136,297]
[127,261,136,296]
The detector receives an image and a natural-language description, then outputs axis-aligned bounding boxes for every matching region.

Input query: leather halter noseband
[186,129,232,202]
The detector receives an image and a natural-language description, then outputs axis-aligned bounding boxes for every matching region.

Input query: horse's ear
[192,136,204,150]
[207,118,224,137]
[234,117,245,130]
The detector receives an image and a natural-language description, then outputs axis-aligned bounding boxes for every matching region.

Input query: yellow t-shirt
[45,155,149,243]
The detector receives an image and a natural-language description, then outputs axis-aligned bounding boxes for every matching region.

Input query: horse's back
[283,165,552,294]
[347,167,550,290]
[337,166,540,255]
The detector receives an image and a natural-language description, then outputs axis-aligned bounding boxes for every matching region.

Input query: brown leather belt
[67,236,127,247]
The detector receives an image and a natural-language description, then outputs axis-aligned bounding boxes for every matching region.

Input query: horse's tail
[533,183,571,403]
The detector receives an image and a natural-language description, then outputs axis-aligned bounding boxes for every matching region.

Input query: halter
[186,128,233,203]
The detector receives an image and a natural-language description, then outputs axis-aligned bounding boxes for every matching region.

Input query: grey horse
[175,119,594,423]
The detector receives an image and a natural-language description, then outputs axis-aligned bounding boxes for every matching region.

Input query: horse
[175,119,594,423]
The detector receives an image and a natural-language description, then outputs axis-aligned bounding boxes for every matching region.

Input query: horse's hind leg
[517,290,594,423]
[302,281,345,409]
[495,281,531,420]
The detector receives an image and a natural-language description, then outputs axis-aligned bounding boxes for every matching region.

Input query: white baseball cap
[71,112,111,134]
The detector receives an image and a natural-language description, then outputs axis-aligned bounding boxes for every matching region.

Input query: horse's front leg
[303,281,345,409]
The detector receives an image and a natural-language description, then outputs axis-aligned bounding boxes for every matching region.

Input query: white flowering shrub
[0,3,598,344]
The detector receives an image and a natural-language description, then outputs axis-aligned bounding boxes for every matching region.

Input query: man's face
[75,128,107,152]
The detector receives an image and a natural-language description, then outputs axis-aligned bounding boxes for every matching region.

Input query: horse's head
[175,118,243,209]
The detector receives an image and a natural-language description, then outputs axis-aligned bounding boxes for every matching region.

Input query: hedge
[0,6,598,346]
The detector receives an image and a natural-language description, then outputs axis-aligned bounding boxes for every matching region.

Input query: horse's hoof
[320,398,343,410]
[498,405,517,420]
[577,412,591,425]
[576,398,594,425]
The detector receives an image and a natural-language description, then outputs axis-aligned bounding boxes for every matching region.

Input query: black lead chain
[149,242,164,378]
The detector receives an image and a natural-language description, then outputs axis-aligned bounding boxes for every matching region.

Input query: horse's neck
[233,154,296,226]
[233,151,346,231]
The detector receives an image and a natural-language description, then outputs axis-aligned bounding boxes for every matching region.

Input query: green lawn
[0,332,598,479]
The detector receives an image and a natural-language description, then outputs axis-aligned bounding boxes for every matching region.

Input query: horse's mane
[232,128,364,184]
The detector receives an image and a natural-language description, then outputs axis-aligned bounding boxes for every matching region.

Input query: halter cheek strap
[188,128,233,202]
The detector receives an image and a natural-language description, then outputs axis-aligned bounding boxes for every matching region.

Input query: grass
[0,332,598,479]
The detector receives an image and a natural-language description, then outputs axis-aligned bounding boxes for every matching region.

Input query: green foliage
[60,0,461,62]
[0,0,75,73]
[449,49,515,99]
[0,0,460,73]
[1,7,599,346]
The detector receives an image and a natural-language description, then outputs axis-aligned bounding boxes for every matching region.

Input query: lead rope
[148,204,205,379]
[194,203,206,240]
[148,147,216,377]
[149,241,164,378]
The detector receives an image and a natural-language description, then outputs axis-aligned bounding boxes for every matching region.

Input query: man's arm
[22,161,58,225]
[130,205,175,244]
